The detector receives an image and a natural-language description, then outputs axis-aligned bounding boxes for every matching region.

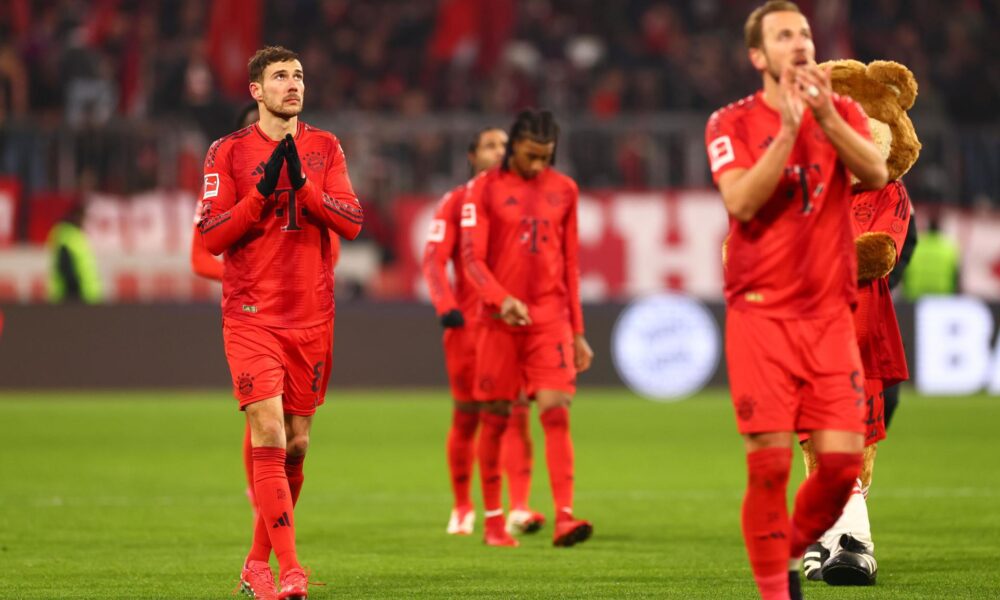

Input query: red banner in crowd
[0,177,21,248]
[206,0,262,99]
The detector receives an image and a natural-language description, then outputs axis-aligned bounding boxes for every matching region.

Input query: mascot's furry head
[822,59,921,182]
[821,59,921,283]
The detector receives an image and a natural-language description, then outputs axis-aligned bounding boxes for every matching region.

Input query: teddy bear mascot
[800,59,922,587]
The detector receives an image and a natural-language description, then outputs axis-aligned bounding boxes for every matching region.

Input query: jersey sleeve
[837,96,873,141]
[421,191,461,315]
[298,136,364,240]
[190,222,223,281]
[330,233,341,269]
[197,139,270,255]
[705,110,753,185]
[870,181,912,257]
[563,180,584,334]
[460,174,510,309]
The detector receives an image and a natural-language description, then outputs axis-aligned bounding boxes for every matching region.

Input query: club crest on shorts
[238,372,254,396]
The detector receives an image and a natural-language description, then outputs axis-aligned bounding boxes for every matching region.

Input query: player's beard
[262,95,302,120]
[763,51,782,85]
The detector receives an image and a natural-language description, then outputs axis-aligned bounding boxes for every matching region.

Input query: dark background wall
[0,302,925,390]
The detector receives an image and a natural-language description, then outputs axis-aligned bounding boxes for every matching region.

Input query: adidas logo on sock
[272,511,291,528]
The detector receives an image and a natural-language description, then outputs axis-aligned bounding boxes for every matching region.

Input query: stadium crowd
[0,0,997,237]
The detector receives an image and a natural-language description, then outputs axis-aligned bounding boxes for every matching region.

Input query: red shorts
[799,378,885,446]
[442,325,479,402]
[726,307,865,435]
[863,378,886,446]
[222,318,333,416]
[473,321,576,402]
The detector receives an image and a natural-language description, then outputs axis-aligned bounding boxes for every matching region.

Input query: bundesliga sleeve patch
[460,203,476,227]
[203,173,220,199]
[427,218,446,242]
[708,136,735,173]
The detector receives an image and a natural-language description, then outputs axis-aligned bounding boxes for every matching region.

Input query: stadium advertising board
[915,296,1000,395]
[611,293,721,401]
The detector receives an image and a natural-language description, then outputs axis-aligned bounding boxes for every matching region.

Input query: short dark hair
[744,1,802,49]
[467,127,504,154]
[248,46,300,83]
[502,109,559,170]
[235,102,258,129]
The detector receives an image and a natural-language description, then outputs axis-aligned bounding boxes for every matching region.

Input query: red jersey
[706,91,873,318]
[198,121,362,328]
[460,166,584,334]
[192,193,342,283]
[851,180,910,386]
[422,183,479,319]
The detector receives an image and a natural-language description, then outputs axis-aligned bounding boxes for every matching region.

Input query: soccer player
[422,127,546,537]
[461,109,595,548]
[191,102,341,523]
[705,2,888,598]
[198,46,363,600]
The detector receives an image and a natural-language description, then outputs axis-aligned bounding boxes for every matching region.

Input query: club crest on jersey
[460,203,476,227]
[304,150,325,171]
[203,173,220,199]
[708,136,735,172]
[853,201,874,223]
[427,218,446,242]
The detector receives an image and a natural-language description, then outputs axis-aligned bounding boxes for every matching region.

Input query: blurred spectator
[0,41,29,126]
[46,203,102,304]
[902,215,960,300]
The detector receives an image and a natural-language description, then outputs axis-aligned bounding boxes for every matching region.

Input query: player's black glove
[283,134,307,190]
[256,141,286,197]
[440,309,465,329]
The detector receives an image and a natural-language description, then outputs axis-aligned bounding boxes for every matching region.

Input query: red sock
[247,454,306,562]
[742,448,792,600]
[789,452,863,559]
[477,412,507,512]
[249,447,300,576]
[447,409,480,509]
[540,406,574,520]
[285,454,305,504]
[501,403,533,510]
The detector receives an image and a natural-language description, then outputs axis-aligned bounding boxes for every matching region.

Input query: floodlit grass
[1,389,997,598]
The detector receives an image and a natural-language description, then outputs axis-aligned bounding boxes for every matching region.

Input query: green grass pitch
[1,389,998,599]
